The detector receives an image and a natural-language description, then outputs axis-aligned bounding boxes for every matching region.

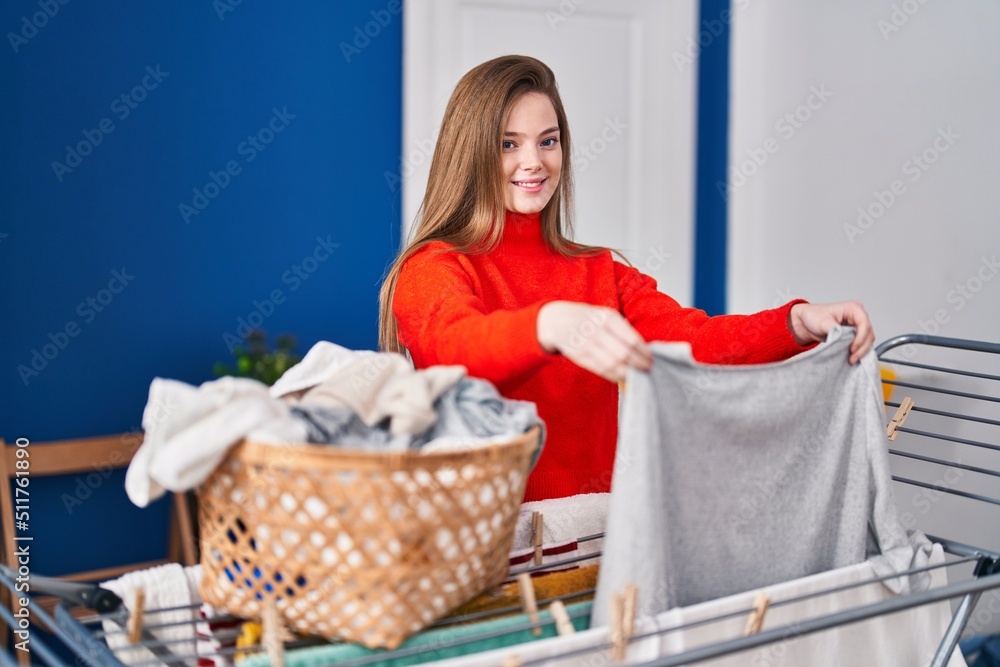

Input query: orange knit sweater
[393,211,811,501]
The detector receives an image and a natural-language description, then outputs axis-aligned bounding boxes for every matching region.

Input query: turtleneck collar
[500,209,544,249]
[505,209,541,226]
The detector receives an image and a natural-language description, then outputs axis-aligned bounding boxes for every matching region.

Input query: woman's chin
[506,196,553,215]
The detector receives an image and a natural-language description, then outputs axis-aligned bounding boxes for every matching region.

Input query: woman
[379,55,873,502]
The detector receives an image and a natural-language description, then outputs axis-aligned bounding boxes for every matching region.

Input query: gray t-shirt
[593,326,931,623]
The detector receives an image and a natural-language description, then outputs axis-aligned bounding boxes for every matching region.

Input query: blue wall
[693,0,730,316]
[1,1,403,576]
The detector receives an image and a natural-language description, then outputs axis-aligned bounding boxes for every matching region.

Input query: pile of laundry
[125,341,544,508]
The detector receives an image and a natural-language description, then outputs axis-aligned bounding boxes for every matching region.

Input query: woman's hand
[788,301,875,364]
[537,301,652,382]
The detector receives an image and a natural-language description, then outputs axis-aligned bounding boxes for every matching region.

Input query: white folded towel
[101,563,199,664]
[513,493,609,562]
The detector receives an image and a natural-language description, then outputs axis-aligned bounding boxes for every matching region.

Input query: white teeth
[514,181,543,187]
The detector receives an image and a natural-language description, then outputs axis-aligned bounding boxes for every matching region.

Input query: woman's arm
[614,261,811,365]
[615,261,875,364]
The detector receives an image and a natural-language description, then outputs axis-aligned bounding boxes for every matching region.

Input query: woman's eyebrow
[504,127,561,137]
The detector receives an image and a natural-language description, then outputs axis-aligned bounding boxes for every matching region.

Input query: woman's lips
[512,179,546,193]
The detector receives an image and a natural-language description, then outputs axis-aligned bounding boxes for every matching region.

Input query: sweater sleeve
[393,243,556,385]
[614,261,814,364]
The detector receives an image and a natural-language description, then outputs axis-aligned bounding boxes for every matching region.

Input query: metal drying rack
[2,333,999,666]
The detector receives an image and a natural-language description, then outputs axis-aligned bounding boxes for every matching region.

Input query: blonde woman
[379,55,873,502]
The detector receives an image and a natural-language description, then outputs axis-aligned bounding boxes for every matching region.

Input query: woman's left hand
[788,301,875,365]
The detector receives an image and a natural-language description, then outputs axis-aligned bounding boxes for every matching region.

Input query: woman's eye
[541,137,559,147]
[503,140,516,150]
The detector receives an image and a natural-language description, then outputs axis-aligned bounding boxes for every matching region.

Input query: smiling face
[502,92,563,215]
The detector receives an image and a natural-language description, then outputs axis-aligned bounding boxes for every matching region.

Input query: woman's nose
[520,146,542,170]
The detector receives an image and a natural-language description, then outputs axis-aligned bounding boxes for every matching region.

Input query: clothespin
[886,396,914,440]
[517,572,542,637]
[502,654,522,667]
[262,599,291,667]
[743,591,771,636]
[127,587,145,644]
[622,584,637,654]
[610,583,638,661]
[549,600,575,636]
[532,511,544,566]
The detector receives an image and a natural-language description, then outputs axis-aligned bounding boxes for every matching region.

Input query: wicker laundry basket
[197,426,541,649]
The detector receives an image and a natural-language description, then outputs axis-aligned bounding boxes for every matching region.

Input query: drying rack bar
[618,571,1000,667]
[875,334,1000,356]
[888,449,1000,478]
[881,379,1000,405]
[0,599,62,667]
[884,400,1000,429]
[891,476,1000,506]
[880,358,1000,382]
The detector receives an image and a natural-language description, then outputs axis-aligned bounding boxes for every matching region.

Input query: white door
[400,0,699,304]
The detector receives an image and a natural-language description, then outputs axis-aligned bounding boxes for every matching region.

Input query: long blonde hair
[378,55,604,353]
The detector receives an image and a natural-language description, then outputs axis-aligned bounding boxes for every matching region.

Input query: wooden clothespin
[262,599,292,667]
[532,511,544,566]
[610,583,638,661]
[549,600,575,636]
[502,654,523,667]
[743,591,771,636]
[127,587,145,644]
[517,572,542,637]
[886,396,914,440]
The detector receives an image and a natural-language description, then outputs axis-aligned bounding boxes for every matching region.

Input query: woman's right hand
[537,301,653,383]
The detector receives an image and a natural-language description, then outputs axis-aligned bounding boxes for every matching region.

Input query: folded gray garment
[290,405,410,449]
[593,326,932,624]
[291,377,545,467]
[412,377,544,447]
